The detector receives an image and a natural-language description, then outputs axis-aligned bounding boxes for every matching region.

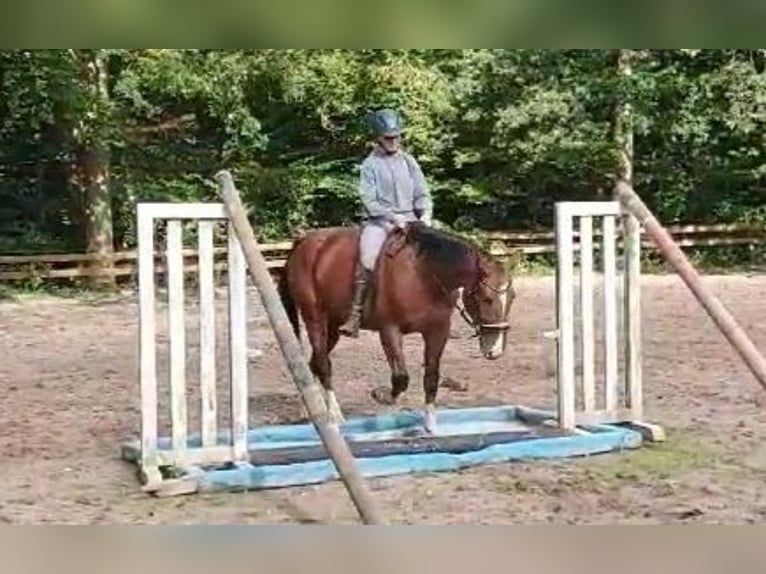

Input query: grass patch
[0,282,129,305]
[582,428,722,484]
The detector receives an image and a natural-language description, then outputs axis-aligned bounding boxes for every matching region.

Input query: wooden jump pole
[214,170,384,525]
[614,180,766,392]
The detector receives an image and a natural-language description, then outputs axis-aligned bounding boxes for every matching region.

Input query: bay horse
[276,221,516,434]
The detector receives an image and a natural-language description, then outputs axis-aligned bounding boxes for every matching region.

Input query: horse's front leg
[371,326,408,406]
[422,327,449,434]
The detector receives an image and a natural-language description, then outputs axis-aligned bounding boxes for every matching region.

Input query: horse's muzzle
[483,348,504,360]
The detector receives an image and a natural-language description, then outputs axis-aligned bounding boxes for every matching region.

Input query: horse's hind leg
[305,316,345,426]
[323,327,344,424]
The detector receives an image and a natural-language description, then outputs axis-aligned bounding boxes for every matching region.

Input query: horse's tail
[277,255,301,340]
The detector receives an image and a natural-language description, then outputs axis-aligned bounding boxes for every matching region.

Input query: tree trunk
[79,145,113,286]
[74,50,115,288]
[613,48,634,186]
[612,49,638,297]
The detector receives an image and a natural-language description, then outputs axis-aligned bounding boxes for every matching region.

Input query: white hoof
[423,404,437,435]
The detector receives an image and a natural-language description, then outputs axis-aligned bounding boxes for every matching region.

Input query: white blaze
[488,282,510,358]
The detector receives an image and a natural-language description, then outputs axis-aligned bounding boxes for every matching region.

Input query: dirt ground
[3,272,766,524]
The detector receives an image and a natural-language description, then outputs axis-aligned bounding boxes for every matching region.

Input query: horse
[276,221,516,434]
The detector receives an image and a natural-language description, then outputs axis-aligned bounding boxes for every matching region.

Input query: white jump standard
[124,194,384,524]
[552,201,664,442]
[131,202,251,493]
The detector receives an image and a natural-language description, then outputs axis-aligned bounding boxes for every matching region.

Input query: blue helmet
[369,108,403,137]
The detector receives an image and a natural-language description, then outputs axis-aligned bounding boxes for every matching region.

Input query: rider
[338,108,433,338]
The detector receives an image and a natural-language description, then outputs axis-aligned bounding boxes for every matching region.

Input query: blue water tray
[120,405,644,496]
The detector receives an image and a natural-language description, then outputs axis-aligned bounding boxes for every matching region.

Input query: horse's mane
[406,224,489,274]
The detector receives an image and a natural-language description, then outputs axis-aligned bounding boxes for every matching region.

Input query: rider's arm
[359,160,400,224]
[408,155,433,225]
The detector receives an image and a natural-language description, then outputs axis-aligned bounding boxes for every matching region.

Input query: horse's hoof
[371,385,395,405]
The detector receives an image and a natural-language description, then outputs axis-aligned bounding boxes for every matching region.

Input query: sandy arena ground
[3,273,766,524]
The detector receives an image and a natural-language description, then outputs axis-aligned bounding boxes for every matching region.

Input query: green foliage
[3,49,766,262]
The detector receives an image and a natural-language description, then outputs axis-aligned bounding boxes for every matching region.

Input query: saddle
[355,222,421,318]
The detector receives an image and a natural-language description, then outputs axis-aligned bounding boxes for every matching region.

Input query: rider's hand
[391,214,407,229]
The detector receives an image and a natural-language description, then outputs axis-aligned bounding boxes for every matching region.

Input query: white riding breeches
[359,220,392,271]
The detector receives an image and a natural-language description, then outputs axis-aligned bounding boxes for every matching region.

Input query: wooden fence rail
[1,222,764,284]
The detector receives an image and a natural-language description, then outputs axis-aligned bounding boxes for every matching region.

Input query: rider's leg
[339,222,387,337]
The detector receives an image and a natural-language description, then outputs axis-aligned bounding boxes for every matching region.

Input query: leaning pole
[215,169,384,525]
[613,180,766,392]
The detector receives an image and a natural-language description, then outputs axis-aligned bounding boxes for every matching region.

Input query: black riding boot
[339,265,372,338]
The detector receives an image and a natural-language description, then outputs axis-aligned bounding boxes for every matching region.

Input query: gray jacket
[358,146,432,225]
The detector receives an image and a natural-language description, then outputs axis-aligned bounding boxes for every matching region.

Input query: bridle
[454,277,514,338]
[425,260,513,338]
